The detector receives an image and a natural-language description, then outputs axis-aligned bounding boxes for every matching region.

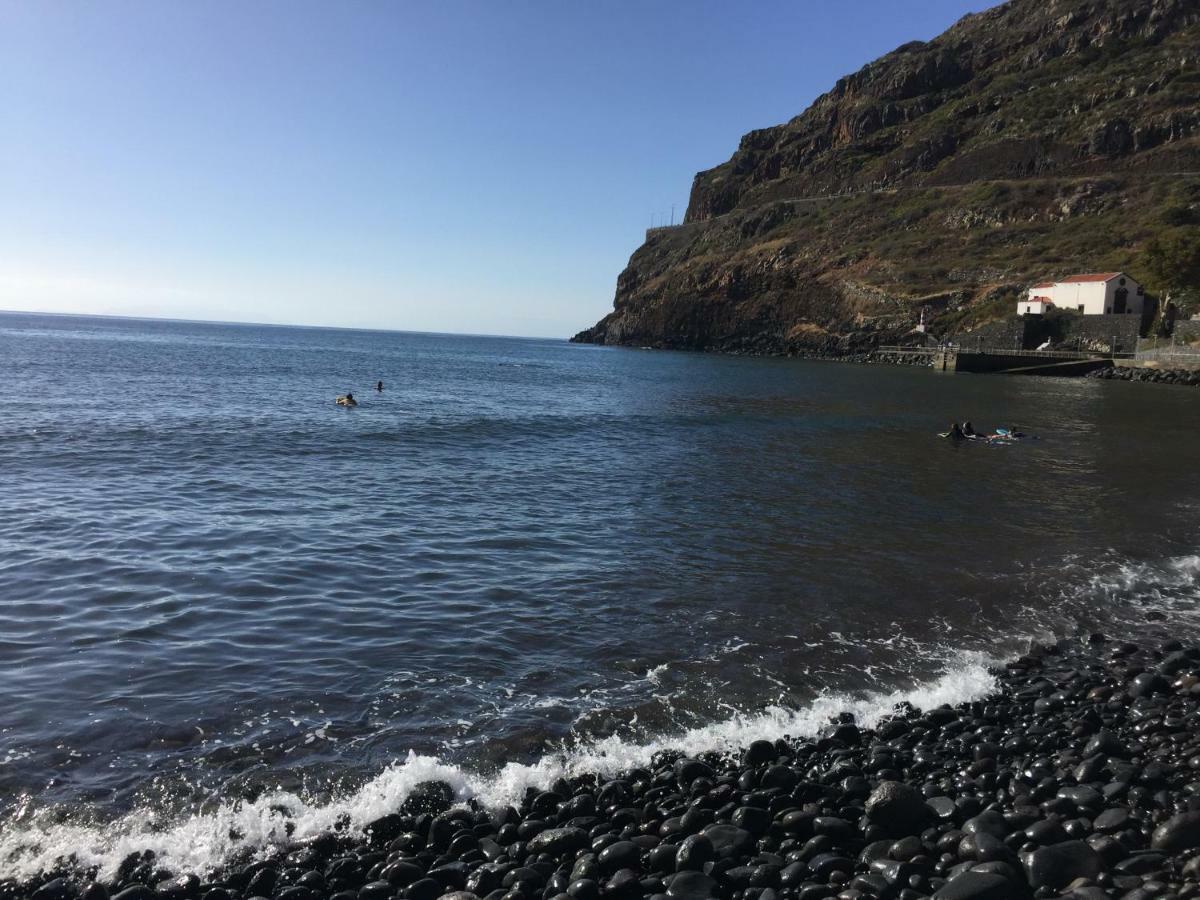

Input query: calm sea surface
[1,311,1198,876]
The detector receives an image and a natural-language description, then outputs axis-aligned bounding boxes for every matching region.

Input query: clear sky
[1,0,997,338]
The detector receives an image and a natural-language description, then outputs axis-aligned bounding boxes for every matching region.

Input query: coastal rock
[1093,807,1131,834]
[1128,671,1169,698]
[381,861,423,886]
[665,871,716,900]
[932,871,1019,900]
[1083,729,1125,757]
[598,841,641,873]
[731,805,770,835]
[408,880,444,900]
[673,835,714,872]
[566,879,599,900]
[740,740,776,767]
[154,875,198,900]
[864,780,932,837]
[1021,840,1104,890]
[29,882,69,900]
[700,824,754,859]
[1151,811,1200,851]
[401,780,455,816]
[526,827,589,856]
[759,764,798,791]
[673,759,713,786]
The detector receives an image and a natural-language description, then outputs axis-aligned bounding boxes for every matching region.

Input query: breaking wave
[5,551,1200,882]
[0,649,998,881]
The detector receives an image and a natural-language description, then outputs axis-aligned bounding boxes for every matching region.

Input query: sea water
[1,311,1198,877]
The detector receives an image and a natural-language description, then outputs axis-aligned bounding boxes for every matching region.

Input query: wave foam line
[0,651,998,882]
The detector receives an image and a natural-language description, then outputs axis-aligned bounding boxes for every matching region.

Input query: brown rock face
[574,0,1200,354]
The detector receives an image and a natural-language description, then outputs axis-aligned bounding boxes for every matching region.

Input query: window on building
[1119,277,1126,286]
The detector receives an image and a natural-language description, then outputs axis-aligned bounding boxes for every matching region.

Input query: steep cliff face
[574,0,1200,353]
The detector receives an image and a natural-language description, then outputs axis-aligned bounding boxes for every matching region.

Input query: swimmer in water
[941,422,965,440]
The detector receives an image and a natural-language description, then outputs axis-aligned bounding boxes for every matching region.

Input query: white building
[1019,294,1054,316]
[1023,272,1145,316]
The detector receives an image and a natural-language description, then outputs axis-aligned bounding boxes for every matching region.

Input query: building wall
[1051,281,1108,314]
[1032,276,1145,316]
[1100,277,1145,316]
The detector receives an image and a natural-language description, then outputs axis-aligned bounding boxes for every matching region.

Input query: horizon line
[0,307,567,343]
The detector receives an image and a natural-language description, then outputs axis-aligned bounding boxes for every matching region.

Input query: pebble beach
[13,635,1200,900]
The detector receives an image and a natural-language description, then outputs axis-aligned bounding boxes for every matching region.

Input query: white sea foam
[644,663,669,685]
[0,650,998,881]
[7,553,1196,882]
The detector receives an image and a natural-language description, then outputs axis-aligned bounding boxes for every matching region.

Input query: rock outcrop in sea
[11,636,1200,899]
[572,0,1200,354]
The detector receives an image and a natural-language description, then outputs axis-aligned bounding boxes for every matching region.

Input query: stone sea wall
[1053,316,1146,355]
[1090,367,1200,387]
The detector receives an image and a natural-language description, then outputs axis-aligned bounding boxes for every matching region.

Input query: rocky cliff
[573,0,1200,354]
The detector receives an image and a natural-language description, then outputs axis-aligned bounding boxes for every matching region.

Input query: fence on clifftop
[645,223,688,240]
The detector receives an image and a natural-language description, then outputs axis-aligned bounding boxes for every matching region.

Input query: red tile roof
[1059,272,1122,283]
[1031,282,1055,288]
[1029,296,1053,303]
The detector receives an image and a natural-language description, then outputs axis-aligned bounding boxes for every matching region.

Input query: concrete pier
[928,349,1120,376]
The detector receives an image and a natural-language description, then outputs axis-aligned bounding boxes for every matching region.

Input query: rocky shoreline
[10,636,1200,900]
[1087,368,1200,387]
[585,346,935,367]
[592,345,1200,386]
[763,351,932,368]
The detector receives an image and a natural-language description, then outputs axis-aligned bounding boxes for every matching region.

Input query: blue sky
[1,0,996,338]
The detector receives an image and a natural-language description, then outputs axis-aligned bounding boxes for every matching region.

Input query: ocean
[1,310,1198,879]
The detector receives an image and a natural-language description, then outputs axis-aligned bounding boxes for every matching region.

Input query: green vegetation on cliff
[574,0,1200,353]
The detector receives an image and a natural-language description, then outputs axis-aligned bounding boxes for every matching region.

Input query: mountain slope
[573,0,1200,353]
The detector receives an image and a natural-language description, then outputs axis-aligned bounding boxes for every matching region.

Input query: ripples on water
[1,311,1198,877]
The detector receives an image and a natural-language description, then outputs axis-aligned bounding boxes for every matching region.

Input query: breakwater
[1089,367,1200,387]
[9,636,1200,900]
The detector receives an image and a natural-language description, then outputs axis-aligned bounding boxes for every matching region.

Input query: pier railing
[962,347,1134,360]
[878,345,1136,360]
[1136,343,1200,362]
